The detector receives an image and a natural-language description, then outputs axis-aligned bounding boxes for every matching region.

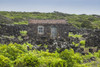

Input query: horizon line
[0,10,100,15]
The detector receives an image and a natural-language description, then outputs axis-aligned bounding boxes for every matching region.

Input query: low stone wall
[0,24,28,37]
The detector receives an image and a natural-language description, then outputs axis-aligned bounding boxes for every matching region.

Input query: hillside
[0,11,100,29]
[0,11,100,67]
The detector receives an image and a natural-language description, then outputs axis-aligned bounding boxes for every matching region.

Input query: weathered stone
[90,57,96,61]
[89,48,94,53]
[81,51,86,55]
[27,45,30,51]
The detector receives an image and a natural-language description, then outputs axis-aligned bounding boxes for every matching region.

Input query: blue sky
[0,0,100,15]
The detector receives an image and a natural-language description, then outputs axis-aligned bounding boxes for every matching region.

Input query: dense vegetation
[0,43,100,67]
[0,11,100,29]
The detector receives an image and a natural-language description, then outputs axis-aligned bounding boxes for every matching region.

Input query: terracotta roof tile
[29,19,67,24]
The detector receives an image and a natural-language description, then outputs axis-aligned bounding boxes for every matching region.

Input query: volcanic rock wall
[0,24,28,37]
[0,24,99,47]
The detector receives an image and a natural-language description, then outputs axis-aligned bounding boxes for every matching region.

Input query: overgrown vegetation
[0,11,100,29]
[0,43,100,67]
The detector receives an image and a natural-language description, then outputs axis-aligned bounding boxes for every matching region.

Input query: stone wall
[85,29,100,47]
[0,23,97,45]
[0,23,95,39]
[28,23,77,39]
[0,24,28,37]
[0,24,100,53]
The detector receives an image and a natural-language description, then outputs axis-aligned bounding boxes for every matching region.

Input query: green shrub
[85,58,100,67]
[44,44,48,48]
[18,36,23,41]
[80,40,86,46]
[68,32,82,38]
[39,56,67,67]
[20,30,27,36]
[0,55,11,67]
[32,50,67,67]
[82,52,94,62]
[38,50,66,67]
[60,49,83,67]
[14,52,40,67]
[72,42,79,47]
[74,34,82,38]
[0,43,27,60]
[39,50,59,57]
[94,50,100,58]
[0,43,94,67]
[23,42,33,50]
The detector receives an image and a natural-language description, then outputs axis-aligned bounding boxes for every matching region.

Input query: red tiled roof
[29,19,67,24]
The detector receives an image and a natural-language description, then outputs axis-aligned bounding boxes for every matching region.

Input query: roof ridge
[29,19,67,24]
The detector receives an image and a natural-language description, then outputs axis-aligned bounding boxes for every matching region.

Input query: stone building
[28,19,76,39]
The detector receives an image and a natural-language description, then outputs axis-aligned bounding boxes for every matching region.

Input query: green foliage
[60,49,83,67]
[68,32,82,38]
[39,50,59,58]
[85,58,100,67]
[0,55,11,67]
[37,44,42,47]
[82,52,94,61]
[0,43,27,60]
[80,40,86,46]
[81,20,93,29]
[18,36,23,41]
[39,56,67,67]
[14,50,67,67]
[72,42,79,47]
[20,30,27,36]
[0,43,100,67]
[44,44,48,48]
[94,50,100,58]
[23,42,33,50]
[14,52,40,67]
[14,21,28,25]
[38,50,67,67]
[84,51,100,67]
[0,14,13,24]
[0,35,15,39]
